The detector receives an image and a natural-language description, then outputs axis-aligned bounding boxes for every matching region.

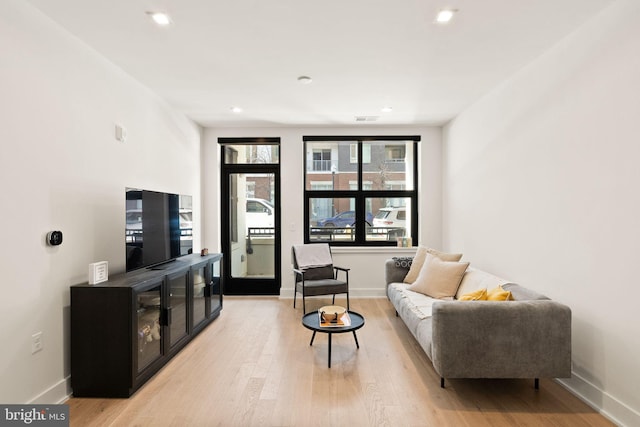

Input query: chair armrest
[333,266,350,282]
[293,268,304,281]
[430,300,571,379]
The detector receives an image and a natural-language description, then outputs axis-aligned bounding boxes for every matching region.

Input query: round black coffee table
[301,311,365,368]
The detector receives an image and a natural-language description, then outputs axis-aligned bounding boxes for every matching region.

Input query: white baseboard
[28,376,72,405]
[558,373,639,427]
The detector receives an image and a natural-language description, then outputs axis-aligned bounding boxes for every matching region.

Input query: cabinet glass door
[136,284,162,373]
[192,264,207,329]
[167,269,189,349]
[208,257,222,316]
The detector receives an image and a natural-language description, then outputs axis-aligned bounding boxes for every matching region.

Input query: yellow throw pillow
[403,247,463,284]
[487,286,512,301]
[458,288,487,301]
[406,253,469,299]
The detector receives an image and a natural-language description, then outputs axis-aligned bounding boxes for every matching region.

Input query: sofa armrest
[431,300,571,380]
[385,259,410,286]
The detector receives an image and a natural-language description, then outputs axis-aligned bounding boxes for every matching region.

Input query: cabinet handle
[164,307,172,325]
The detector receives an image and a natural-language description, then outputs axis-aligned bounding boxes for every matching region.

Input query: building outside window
[385,145,406,162]
[350,143,371,164]
[311,148,332,171]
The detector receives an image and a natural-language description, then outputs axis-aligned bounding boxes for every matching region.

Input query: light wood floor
[67,297,614,427]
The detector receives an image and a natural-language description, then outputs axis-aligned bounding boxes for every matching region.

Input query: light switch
[115,124,127,142]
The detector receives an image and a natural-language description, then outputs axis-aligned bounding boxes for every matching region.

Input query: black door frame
[219,138,281,295]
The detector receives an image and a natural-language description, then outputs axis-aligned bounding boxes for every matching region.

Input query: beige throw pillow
[407,253,469,299]
[403,246,463,284]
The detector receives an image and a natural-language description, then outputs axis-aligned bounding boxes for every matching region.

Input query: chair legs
[293,286,307,314]
[331,293,349,310]
[328,293,349,310]
[295,291,349,314]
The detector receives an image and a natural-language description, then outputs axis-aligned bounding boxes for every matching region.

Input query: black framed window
[303,136,419,246]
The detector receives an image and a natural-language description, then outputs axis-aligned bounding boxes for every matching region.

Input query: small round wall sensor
[47,231,63,246]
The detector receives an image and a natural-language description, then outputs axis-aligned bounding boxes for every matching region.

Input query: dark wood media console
[70,253,223,397]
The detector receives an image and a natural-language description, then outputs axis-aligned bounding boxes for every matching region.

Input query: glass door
[166,269,189,349]
[135,283,163,374]
[191,262,207,330]
[207,255,223,316]
[220,140,280,295]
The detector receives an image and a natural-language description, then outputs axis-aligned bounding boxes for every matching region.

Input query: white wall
[0,1,202,404]
[202,126,441,297]
[442,1,640,425]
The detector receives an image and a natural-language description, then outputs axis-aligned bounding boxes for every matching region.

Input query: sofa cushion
[388,283,437,318]
[407,253,469,299]
[404,247,463,284]
[415,318,434,361]
[387,283,437,336]
[455,267,510,299]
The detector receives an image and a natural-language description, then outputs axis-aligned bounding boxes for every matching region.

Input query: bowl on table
[319,305,346,323]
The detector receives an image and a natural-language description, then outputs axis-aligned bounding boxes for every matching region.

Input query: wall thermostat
[47,230,63,246]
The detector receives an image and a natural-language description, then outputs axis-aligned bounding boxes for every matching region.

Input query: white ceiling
[25,0,614,128]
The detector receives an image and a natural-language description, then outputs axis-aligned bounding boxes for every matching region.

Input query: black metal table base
[309,330,360,368]
[302,311,365,368]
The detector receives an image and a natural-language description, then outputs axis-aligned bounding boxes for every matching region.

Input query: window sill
[330,246,417,255]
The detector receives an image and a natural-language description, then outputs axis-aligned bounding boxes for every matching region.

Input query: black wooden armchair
[292,244,350,314]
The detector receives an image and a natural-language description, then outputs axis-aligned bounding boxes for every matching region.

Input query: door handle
[163,307,173,326]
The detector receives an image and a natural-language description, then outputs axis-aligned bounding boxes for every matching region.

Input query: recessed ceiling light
[230,106,243,113]
[297,76,313,84]
[435,9,457,24]
[381,106,393,113]
[147,11,172,26]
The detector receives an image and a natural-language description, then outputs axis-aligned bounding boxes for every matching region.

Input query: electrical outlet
[31,332,43,354]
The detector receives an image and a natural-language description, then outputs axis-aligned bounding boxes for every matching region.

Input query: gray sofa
[385,258,572,388]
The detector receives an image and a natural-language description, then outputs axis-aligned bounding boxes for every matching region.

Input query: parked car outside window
[317,210,374,228]
[246,198,274,230]
[373,207,406,228]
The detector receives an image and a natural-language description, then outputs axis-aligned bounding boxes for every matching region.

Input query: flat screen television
[125,188,193,272]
